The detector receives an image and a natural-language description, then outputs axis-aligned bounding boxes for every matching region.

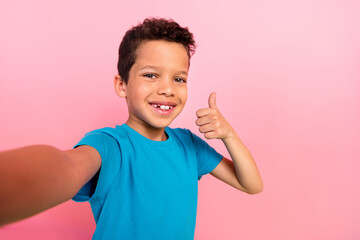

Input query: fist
[196,92,234,140]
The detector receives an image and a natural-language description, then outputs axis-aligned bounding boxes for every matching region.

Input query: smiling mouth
[151,104,174,110]
[149,103,177,115]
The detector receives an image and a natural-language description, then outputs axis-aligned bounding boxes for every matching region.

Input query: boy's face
[115,40,189,135]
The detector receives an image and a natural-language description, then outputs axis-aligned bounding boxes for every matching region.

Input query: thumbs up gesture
[196,92,234,140]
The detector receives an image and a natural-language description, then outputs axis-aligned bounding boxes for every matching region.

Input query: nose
[157,78,175,96]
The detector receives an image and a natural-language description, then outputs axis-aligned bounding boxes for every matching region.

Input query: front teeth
[160,105,170,110]
[153,104,172,110]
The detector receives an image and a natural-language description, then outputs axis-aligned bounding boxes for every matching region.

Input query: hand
[196,92,234,140]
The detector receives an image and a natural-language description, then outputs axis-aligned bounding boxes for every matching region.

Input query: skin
[196,92,263,194]
[114,40,189,141]
[114,40,264,194]
[0,39,263,227]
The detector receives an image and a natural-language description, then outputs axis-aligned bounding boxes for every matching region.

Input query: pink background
[1,0,359,239]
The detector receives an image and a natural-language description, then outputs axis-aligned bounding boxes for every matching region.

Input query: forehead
[133,40,189,71]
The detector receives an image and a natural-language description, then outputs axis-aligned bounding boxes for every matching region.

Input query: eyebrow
[139,65,188,75]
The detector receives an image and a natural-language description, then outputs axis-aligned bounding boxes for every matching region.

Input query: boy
[0,18,263,239]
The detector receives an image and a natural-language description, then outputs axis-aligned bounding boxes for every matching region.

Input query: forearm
[223,131,263,194]
[0,145,80,226]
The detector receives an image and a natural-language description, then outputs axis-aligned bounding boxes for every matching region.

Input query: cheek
[177,86,187,102]
[129,83,151,99]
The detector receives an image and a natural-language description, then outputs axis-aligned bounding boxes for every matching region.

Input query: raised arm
[0,145,101,226]
[196,92,263,194]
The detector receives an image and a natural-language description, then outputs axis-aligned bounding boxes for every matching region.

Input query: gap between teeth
[152,104,173,110]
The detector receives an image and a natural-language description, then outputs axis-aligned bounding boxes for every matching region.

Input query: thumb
[208,92,217,109]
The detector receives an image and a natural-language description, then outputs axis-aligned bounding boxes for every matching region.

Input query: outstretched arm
[196,92,263,194]
[0,145,101,226]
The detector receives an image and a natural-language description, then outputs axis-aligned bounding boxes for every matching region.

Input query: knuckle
[196,109,204,116]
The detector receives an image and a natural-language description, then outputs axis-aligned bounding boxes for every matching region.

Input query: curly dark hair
[117,18,196,84]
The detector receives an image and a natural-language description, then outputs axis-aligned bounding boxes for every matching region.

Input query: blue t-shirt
[73,124,223,239]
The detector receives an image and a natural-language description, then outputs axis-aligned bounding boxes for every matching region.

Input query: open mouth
[151,104,174,110]
[149,102,177,115]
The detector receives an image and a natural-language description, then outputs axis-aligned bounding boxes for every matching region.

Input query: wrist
[222,128,237,143]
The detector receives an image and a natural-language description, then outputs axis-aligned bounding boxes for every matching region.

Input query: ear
[114,75,127,98]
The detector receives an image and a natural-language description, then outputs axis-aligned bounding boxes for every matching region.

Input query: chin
[150,111,182,129]
[149,119,174,129]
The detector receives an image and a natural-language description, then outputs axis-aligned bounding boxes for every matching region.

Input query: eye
[174,78,186,83]
[143,73,157,79]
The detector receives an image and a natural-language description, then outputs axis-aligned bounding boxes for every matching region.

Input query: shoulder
[85,126,124,137]
[167,127,204,144]
[167,127,190,135]
[167,127,193,139]
[168,127,219,154]
[74,126,130,157]
[81,126,128,143]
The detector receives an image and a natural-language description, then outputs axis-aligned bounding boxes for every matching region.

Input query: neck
[125,120,168,141]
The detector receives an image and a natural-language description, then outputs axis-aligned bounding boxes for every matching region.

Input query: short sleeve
[188,131,223,180]
[72,129,121,203]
